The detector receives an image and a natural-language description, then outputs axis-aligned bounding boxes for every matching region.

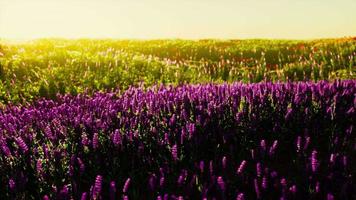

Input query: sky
[0,0,355,39]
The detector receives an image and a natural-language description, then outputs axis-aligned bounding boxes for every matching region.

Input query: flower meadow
[0,80,355,199]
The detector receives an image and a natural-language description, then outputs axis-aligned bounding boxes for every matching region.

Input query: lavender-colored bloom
[123,178,131,193]
[159,176,165,187]
[177,175,184,186]
[236,193,244,200]
[1,142,11,157]
[77,158,85,175]
[149,174,156,191]
[9,178,16,191]
[222,156,227,169]
[269,140,278,155]
[60,185,69,198]
[43,195,50,200]
[110,181,116,200]
[93,175,103,198]
[311,150,318,173]
[260,139,266,152]
[261,176,268,189]
[217,176,225,191]
[199,160,204,173]
[315,182,320,193]
[93,133,99,150]
[16,137,28,153]
[81,192,88,200]
[296,136,301,153]
[329,153,335,164]
[254,178,260,199]
[303,136,310,151]
[209,160,214,175]
[112,129,122,147]
[237,160,247,175]
[342,155,347,167]
[289,185,297,194]
[171,144,178,161]
[256,162,262,177]
[123,195,129,200]
[327,193,334,200]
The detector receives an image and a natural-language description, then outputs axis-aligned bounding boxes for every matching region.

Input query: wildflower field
[0,39,355,199]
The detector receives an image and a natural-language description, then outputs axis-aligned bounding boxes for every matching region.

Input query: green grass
[0,38,355,104]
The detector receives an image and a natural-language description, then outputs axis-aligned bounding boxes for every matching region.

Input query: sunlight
[0,0,355,39]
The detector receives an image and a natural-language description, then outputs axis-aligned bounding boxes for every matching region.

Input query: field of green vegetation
[0,38,355,104]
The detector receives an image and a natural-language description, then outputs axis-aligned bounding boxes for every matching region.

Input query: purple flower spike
[9,178,16,191]
[92,175,103,199]
[289,185,297,194]
[260,139,266,152]
[16,137,28,153]
[262,176,268,189]
[296,136,301,153]
[81,192,88,200]
[237,160,247,175]
[199,160,204,173]
[254,178,260,199]
[236,193,244,200]
[159,176,165,188]
[42,195,50,200]
[311,150,318,173]
[256,162,262,177]
[222,156,227,169]
[93,133,99,150]
[327,193,334,200]
[217,176,225,191]
[110,181,116,200]
[123,178,131,193]
[171,144,178,161]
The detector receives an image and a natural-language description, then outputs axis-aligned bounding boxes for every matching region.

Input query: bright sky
[0,0,355,39]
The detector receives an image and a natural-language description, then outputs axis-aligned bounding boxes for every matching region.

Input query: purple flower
[159,176,165,188]
[81,192,88,200]
[123,178,131,193]
[261,176,268,189]
[311,150,318,173]
[93,133,99,149]
[110,181,116,200]
[217,176,225,191]
[16,137,28,153]
[254,178,260,199]
[171,144,178,161]
[236,193,244,200]
[112,129,122,147]
[237,160,247,175]
[260,139,266,152]
[93,175,103,198]
[222,156,227,169]
[9,178,16,191]
[327,193,334,200]
[199,160,205,173]
[256,162,262,177]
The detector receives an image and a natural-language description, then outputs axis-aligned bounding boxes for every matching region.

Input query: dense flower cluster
[0,80,355,199]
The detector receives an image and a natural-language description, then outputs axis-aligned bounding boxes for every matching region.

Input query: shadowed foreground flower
[93,175,103,198]
[237,160,247,175]
[110,181,116,200]
[217,176,225,191]
[171,144,178,161]
[123,178,131,193]
[9,179,15,191]
[236,193,245,200]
